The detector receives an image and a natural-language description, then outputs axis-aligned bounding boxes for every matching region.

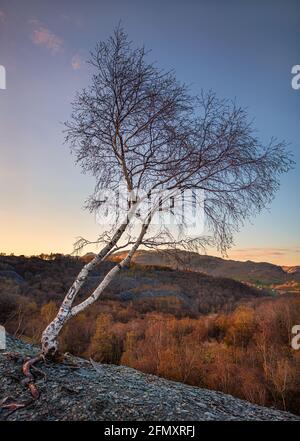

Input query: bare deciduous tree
[41,27,293,358]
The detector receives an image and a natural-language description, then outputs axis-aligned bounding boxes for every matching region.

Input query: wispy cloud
[71,54,82,70]
[30,19,63,55]
[227,247,300,265]
[0,9,6,23]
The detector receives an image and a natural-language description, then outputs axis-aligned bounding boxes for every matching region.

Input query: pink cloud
[31,21,63,55]
[71,54,82,70]
[226,247,300,266]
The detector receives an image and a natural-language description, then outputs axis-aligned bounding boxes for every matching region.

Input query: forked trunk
[41,213,148,358]
[41,204,140,358]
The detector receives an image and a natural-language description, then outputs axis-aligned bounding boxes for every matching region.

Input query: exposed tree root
[0,353,45,419]
[0,396,33,419]
[3,351,21,361]
[22,354,45,400]
[1,350,80,419]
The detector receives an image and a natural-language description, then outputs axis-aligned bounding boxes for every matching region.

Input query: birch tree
[41,27,293,358]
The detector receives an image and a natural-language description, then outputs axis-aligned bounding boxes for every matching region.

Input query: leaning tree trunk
[71,222,148,316]
[41,203,139,358]
[41,211,149,358]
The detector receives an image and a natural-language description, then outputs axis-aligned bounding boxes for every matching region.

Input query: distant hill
[0,253,268,317]
[78,252,270,314]
[1,335,299,421]
[1,252,297,315]
[282,265,300,276]
[108,250,300,285]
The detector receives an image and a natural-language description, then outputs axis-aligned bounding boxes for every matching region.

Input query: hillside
[0,254,267,317]
[110,250,300,286]
[0,336,299,421]
[1,253,300,416]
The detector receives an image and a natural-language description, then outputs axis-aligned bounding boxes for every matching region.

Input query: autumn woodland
[1,253,299,415]
[1,5,299,424]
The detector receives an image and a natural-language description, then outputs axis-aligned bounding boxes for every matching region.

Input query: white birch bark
[70,221,149,317]
[41,202,139,356]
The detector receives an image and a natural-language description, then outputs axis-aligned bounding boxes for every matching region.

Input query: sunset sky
[0,0,299,265]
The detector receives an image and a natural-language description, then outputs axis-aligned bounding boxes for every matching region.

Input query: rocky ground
[0,335,299,421]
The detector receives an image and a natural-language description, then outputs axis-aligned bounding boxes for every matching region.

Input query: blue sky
[0,0,299,264]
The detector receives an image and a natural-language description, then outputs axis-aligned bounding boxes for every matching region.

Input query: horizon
[0,0,299,265]
[2,247,299,268]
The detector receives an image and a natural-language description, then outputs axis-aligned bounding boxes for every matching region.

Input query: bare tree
[41,27,293,358]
